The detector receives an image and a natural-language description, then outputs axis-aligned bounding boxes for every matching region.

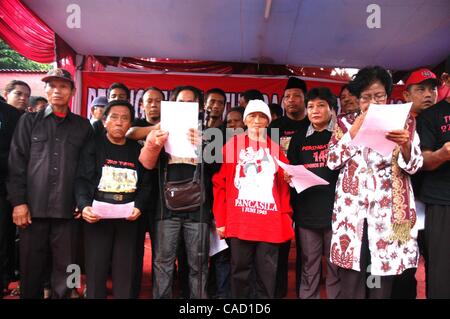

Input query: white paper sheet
[415,200,425,230]
[92,200,134,219]
[351,102,412,156]
[209,227,229,257]
[275,158,329,194]
[160,101,199,158]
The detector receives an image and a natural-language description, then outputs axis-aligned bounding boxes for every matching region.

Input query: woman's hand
[216,226,226,239]
[82,206,100,223]
[148,129,169,147]
[187,128,202,146]
[284,171,293,184]
[127,208,142,221]
[349,111,367,139]
[386,129,411,162]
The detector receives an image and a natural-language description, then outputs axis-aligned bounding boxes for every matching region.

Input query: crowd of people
[0,58,449,299]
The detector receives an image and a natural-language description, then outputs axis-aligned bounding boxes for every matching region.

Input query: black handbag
[163,164,203,211]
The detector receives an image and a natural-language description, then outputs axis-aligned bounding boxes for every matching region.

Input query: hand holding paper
[160,101,199,158]
[275,158,329,193]
[350,102,412,156]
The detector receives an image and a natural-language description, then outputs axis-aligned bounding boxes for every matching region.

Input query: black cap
[285,77,307,94]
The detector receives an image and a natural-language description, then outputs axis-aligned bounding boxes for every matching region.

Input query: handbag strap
[163,158,200,183]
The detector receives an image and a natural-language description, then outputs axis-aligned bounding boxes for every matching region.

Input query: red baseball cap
[405,68,438,87]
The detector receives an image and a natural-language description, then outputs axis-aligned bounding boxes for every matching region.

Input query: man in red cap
[417,57,450,299]
[391,68,438,299]
[7,68,93,299]
[404,68,439,115]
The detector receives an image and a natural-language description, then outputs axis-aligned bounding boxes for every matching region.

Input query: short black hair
[225,106,245,119]
[268,103,283,118]
[339,83,350,96]
[103,100,135,122]
[29,96,48,107]
[142,86,164,99]
[347,66,393,98]
[242,89,264,103]
[306,87,338,114]
[170,85,203,106]
[108,82,131,100]
[205,88,226,104]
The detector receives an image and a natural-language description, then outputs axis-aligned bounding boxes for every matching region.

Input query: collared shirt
[305,118,335,138]
[7,105,93,218]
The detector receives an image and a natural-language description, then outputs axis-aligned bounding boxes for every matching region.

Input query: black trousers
[338,220,394,299]
[0,195,16,292]
[390,230,426,299]
[425,204,450,299]
[230,238,279,299]
[132,208,152,298]
[274,240,290,298]
[19,218,77,299]
[152,218,209,299]
[84,218,139,299]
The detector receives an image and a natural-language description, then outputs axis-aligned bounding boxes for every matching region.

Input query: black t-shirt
[417,99,450,205]
[132,118,152,128]
[287,126,339,229]
[97,138,141,203]
[92,119,105,136]
[269,116,309,155]
[75,134,151,213]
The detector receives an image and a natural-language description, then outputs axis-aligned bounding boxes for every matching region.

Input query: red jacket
[212,134,294,243]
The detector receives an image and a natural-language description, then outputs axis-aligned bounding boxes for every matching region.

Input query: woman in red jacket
[212,99,294,298]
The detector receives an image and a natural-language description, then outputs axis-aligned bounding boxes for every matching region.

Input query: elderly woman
[327,66,423,298]
[212,99,294,298]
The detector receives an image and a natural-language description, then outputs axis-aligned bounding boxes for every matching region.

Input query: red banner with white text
[81,71,405,119]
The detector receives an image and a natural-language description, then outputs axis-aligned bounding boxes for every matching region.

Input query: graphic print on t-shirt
[233,147,277,214]
[279,136,292,155]
[98,161,138,193]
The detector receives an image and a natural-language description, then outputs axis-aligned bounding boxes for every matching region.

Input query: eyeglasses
[359,93,387,103]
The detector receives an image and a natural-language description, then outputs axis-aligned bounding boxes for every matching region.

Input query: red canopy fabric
[0,0,55,63]
[0,0,351,82]
[89,56,352,81]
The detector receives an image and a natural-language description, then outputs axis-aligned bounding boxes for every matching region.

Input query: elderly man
[7,68,92,299]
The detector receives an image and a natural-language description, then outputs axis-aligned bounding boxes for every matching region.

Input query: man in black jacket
[0,100,21,296]
[7,69,93,299]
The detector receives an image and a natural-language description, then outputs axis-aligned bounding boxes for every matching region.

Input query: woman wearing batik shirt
[327,66,423,299]
[212,100,294,299]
